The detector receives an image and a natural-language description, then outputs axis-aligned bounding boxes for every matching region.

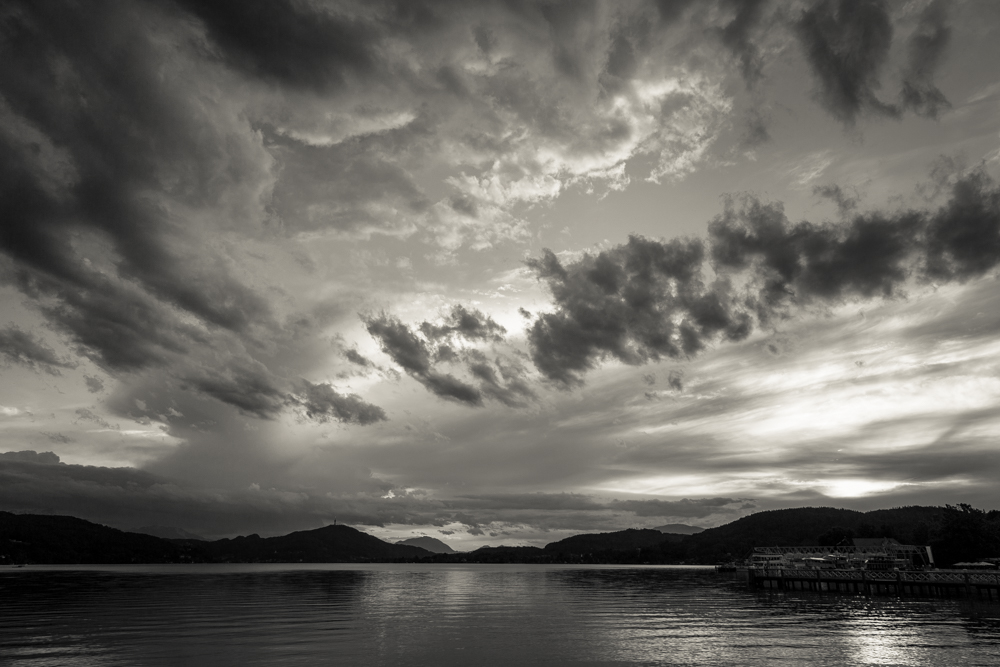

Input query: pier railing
[745,568,1000,599]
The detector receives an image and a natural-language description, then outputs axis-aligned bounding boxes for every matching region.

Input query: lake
[2,564,999,666]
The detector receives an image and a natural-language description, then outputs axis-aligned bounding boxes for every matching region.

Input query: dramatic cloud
[365,308,536,407]
[83,375,105,394]
[900,0,951,119]
[290,380,387,425]
[813,183,859,216]
[419,305,506,343]
[0,326,76,375]
[174,0,379,93]
[526,236,751,386]
[344,348,375,368]
[795,0,898,125]
[0,2,279,398]
[365,312,483,406]
[0,0,997,546]
[0,450,60,464]
[525,169,1000,387]
[717,0,770,89]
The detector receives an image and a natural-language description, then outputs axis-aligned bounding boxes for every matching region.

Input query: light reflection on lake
[1,564,999,666]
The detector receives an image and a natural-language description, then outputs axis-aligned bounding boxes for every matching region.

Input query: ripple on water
[1,565,999,666]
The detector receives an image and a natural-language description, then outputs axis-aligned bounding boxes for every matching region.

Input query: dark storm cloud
[0,2,271,362]
[712,170,1000,303]
[464,349,537,408]
[24,272,199,372]
[186,364,288,420]
[175,0,379,92]
[813,183,859,216]
[539,0,600,81]
[653,0,697,24]
[83,375,106,394]
[0,325,76,375]
[0,450,60,464]
[365,313,483,406]
[923,170,1000,281]
[795,0,898,125]
[290,380,387,425]
[708,195,921,310]
[365,313,435,376]
[364,311,537,408]
[718,0,770,89]
[0,2,274,335]
[344,348,375,368]
[419,305,506,343]
[526,169,1000,386]
[525,237,752,386]
[899,0,951,119]
[793,0,951,124]
[0,1,398,424]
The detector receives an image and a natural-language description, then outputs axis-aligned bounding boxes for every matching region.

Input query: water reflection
[1,565,998,666]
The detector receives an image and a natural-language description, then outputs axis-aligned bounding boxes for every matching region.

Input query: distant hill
[0,512,193,564]
[653,505,995,565]
[4,505,996,566]
[199,524,431,562]
[130,525,205,541]
[544,528,668,554]
[420,529,682,564]
[0,512,430,564]
[397,536,455,553]
[654,524,704,535]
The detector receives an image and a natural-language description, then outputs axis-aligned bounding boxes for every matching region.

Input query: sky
[1,0,1000,550]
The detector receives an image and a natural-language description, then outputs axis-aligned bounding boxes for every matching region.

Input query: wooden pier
[744,568,1000,600]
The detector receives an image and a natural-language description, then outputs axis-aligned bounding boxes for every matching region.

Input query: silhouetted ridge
[544,528,668,554]
[204,524,431,562]
[397,536,455,553]
[4,505,997,565]
[0,513,430,564]
[0,512,191,564]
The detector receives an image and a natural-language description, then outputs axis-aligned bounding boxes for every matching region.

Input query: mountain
[199,524,431,562]
[130,525,206,541]
[544,528,669,555]
[0,513,431,564]
[4,505,995,566]
[653,505,995,565]
[397,536,455,553]
[654,524,704,535]
[0,512,194,564]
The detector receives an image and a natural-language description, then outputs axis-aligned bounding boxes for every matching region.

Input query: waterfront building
[748,537,933,571]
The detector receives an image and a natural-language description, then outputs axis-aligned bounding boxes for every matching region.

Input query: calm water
[2,564,999,666]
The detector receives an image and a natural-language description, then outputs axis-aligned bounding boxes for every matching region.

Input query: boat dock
[743,567,1000,600]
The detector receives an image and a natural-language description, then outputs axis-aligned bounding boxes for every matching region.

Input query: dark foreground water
[2,564,999,666]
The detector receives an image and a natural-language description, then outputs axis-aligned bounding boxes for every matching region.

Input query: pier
[744,567,1000,599]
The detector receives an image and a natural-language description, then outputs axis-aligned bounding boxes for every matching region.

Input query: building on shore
[748,537,933,571]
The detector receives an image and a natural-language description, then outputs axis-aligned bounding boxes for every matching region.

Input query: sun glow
[819,479,904,498]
